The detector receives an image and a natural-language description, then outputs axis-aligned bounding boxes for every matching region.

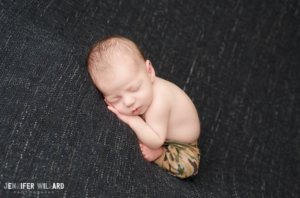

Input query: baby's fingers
[107,106,131,125]
[107,106,119,115]
[104,99,111,106]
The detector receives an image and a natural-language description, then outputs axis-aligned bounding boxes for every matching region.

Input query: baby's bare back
[151,77,200,144]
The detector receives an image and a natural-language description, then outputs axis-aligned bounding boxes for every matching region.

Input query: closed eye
[109,98,120,104]
[132,85,141,92]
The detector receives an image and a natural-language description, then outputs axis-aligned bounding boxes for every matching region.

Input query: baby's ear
[146,60,155,82]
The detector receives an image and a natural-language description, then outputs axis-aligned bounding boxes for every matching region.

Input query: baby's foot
[139,141,163,162]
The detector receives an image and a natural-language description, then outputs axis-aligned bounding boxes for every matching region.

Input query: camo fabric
[154,140,200,179]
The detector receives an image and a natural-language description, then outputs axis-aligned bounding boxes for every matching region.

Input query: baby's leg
[139,141,163,162]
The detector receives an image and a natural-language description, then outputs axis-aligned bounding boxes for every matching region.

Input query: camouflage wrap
[154,140,200,179]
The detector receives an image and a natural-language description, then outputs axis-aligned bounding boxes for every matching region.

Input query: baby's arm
[107,102,169,149]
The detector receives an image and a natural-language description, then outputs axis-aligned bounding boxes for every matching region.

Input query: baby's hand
[105,100,138,126]
[106,106,133,125]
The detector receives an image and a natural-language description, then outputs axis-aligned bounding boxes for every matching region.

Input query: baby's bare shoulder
[144,78,172,115]
[154,77,189,102]
[150,77,191,114]
[142,78,171,122]
[153,77,198,118]
[152,77,174,101]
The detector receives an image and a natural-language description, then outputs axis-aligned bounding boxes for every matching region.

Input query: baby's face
[99,56,154,116]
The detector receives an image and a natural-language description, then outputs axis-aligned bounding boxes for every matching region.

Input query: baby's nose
[124,97,135,107]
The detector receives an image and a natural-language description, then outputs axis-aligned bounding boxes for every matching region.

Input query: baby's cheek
[115,105,128,115]
[114,105,123,112]
[141,88,150,98]
[144,88,153,103]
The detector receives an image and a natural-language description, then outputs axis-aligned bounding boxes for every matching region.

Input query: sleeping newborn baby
[86,35,201,178]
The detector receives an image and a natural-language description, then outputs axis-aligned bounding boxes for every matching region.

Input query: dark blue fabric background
[0,0,299,197]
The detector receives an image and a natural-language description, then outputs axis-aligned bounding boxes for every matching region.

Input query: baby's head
[87,36,156,115]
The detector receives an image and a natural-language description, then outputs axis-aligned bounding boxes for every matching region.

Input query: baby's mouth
[132,107,141,114]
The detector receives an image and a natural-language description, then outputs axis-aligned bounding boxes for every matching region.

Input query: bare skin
[138,141,163,162]
[93,53,200,162]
